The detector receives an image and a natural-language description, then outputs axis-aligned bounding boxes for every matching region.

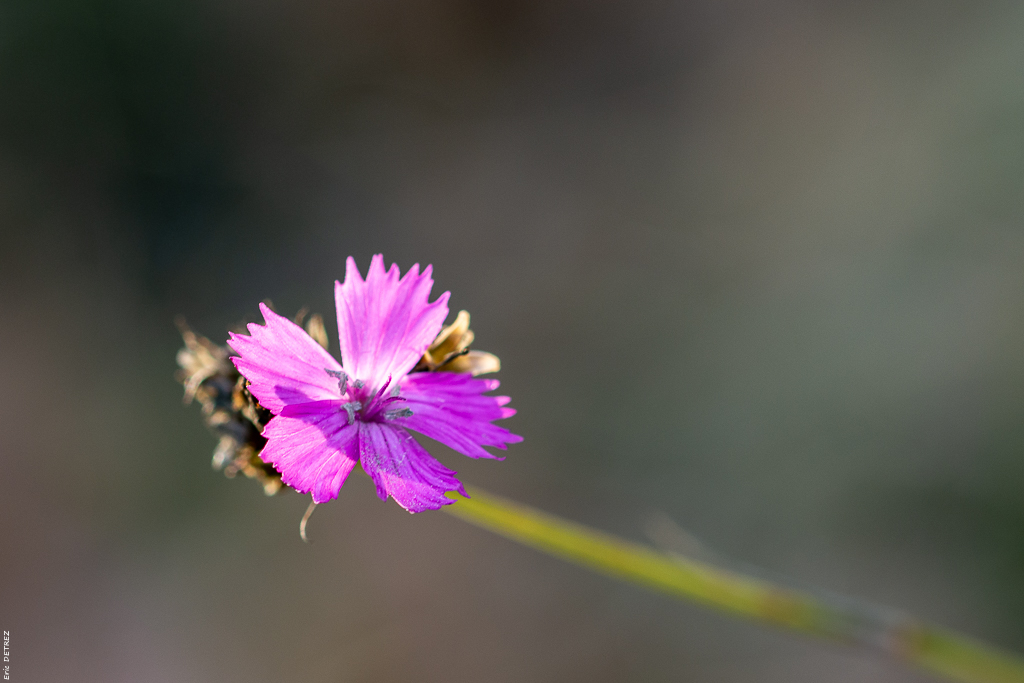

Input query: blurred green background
[3,1,1024,681]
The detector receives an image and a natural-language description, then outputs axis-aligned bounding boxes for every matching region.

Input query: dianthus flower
[227,255,521,512]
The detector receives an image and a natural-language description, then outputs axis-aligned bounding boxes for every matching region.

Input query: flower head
[227,255,521,512]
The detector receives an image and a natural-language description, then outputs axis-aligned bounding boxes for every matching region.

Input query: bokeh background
[4,1,1024,681]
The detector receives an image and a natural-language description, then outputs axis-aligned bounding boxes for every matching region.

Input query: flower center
[324,369,412,425]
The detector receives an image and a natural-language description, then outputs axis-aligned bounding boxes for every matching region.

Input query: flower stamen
[341,401,362,425]
[324,368,348,395]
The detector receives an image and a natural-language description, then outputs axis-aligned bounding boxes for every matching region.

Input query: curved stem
[443,487,1024,683]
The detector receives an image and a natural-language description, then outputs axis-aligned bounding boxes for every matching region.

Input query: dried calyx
[176,316,281,495]
[176,307,500,495]
[412,310,500,375]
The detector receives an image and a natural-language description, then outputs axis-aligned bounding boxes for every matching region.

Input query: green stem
[443,487,1024,683]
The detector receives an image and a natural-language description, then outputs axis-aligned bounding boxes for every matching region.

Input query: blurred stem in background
[444,487,1024,683]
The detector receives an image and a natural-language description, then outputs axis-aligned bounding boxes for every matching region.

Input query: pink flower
[227,255,521,512]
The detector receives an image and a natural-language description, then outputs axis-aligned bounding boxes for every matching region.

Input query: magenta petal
[228,303,344,414]
[261,402,360,503]
[358,422,465,513]
[334,255,450,391]
[399,372,522,459]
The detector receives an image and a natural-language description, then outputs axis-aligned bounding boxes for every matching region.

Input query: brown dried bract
[176,317,282,495]
[413,310,501,376]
